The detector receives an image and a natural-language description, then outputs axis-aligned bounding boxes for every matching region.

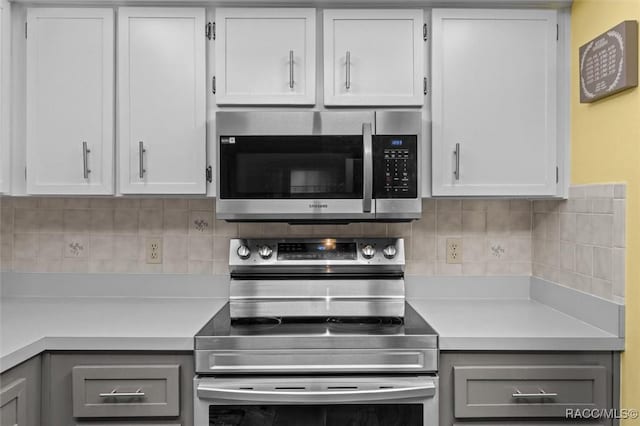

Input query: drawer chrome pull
[99,388,145,398]
[512,389,558,399]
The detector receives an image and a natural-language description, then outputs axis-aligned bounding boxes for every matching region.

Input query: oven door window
[219,136,363,199]
[209,404,423,426]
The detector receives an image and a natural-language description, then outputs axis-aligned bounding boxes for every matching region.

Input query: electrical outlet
[446,238,462,264]
[146,237,163,264]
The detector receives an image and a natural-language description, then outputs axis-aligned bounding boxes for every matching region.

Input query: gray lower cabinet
[440,352,616,426]
[42,352,194,426]
[0,355,41,426]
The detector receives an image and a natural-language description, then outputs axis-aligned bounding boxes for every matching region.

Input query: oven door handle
[197,383,435,403]
[362,122,373,213]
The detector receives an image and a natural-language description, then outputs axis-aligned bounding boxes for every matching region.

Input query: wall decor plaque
[579,20,638,103]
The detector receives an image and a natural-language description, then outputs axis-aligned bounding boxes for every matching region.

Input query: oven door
[195,375,438,426]
[216,114,374,222]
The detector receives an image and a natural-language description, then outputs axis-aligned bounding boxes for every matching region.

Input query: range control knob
[237,245,251,260]
[361,244,376,259]
[383,244,398,259]
[258,245,273,259]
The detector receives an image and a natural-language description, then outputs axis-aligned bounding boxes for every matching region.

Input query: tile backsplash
[0,183,626,302]
[532,184,626,302]
[0,197,533,276]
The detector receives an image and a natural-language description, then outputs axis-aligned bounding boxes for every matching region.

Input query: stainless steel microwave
[216,111,422,222]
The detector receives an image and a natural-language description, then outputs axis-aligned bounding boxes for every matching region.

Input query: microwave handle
[362,122,373,213]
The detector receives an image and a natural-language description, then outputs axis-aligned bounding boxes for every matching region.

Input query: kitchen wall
[571,0,640,421]
[532,183,626,302]
[0,196,534,276]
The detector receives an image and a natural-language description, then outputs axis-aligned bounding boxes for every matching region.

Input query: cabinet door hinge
[206,22,215,40]
[25,22,27,39]
[212,76,216,94]
[206,166,213,183]
[423,23,428,41]
[556,166,559,183]
[423,77,428,95]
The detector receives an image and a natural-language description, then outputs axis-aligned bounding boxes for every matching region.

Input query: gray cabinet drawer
[454,365,607,418]
[72,365,180,418]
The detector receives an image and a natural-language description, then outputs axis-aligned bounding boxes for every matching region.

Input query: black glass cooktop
[196,302,436,338]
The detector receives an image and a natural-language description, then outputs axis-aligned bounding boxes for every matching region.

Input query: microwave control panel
[373,135,418,198]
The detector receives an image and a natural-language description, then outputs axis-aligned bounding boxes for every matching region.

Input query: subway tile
[163,259,189,274]
[188,198,214,211]
[590,214,613,247]
[14,209,39,233]
[413,211,436,236]
[188,236,214,261]
[436,210,462,236]
[213,237,230,262]
[411,237,436,262]
[573,199,591,214]
[140,199,164,209]
[509,262,532,276]
[213,261,230,275]
[461,238,485,262]
[90,209,114,234]
[591,199,613,214]
[114,198,140,209]
[63,209,91,233]
[164,210,189,235]
[559,242,575,272]
[186,260,212,274]
[38,234,63,259]
[214,220,238,237]
[486,200,510,213]
[575,215,592,245]
[509,200,532,211]
[462,262,486,275]
[113,235,139,261]
[614,184,626,199]
[64,234,88,259]
[422,199,436,212]
[12,198,38,209]
[593,247,612,281]
[568,186,586,199]
[613,248,625,298]
[64,198,91,209]
[559,213,576,242]
[462,200,486,211]
[545,213,559,241]
[436,262,462,276]
[613,199,625,247]
[542,240,560,268]
[406,261,435,276]
[89,235,114,260]
[189,211,214,235]
[114,209,139,234]
[486,209,510,236]
[509,238,532,262]
[164,199,189,210]
[139,209,164,235]
[436,200,461,211]
[487,239,508,262]
[14,233,38,259]
[532,213,547,240]
[89,260,114,273]
[509,211,532,237]
[486,261,511,275]
[462,211,486,235]
[388,223,411,238]
[38,209,64,233]
[90,198,115,209]
[585,184,614,199]
[591,278,613,300]
[164,235,188,262]
[38,198,66,209]
[575,245,593,276]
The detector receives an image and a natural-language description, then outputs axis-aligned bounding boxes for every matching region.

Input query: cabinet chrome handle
[362,122,373,213]
[453,143,461,181]
[82,141,91,179]
[100,388,145,398]
[512,389,558,399]
[345,51,351,90]
[138,141,146,179]
[289,50,294,89]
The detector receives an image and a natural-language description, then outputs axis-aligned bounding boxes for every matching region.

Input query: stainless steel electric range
[194,238,439,426]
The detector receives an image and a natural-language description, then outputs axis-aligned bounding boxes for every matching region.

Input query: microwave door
[362,122,373,214]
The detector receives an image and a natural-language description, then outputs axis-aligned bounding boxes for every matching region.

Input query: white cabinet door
[215,8,316,105]
[0,0,8,194]
[431,9,558,196]
[323,9,424,106]
[118,7,206,194]
[26,8,114,195]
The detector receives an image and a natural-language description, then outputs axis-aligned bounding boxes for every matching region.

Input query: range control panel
[373,135,418,199]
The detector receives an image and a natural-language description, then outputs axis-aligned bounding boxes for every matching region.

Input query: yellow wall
[571,0,640,418]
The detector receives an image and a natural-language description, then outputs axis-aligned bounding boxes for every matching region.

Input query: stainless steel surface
[82,141,90,179]
[289,50,294,89]
[236,244,250,260]
[99,390,146,398]
[383,244,398,259]
[512,390,559,399]
[363,122,373,213]
[345,50,351,90]
[215,111,421,222]
[138,141,146,179]
[454,142,461,181]
[197,376,436,403]
[195,348,437,374]
[194,376,439,425]
[228,238,405,276]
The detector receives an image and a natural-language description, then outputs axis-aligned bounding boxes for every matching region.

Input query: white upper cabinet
[431,9,558,197]
[323,9,425,106]
[215,8,316,105]
[26,8,114,195]
[118,7,206,194]
[0,0,8,194]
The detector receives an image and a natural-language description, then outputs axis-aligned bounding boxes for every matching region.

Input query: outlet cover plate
[446,238,462,264]
[146,237,163,264]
